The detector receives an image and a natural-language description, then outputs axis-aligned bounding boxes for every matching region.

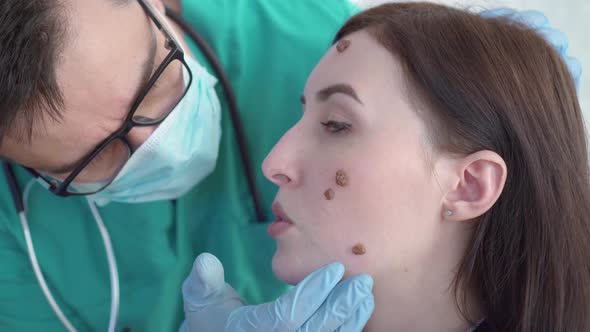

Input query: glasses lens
[61,138,131,194]
[132,58,190,125]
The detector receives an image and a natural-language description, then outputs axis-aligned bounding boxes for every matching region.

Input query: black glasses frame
[29,0,193,196]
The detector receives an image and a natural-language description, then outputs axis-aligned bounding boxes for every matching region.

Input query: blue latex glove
[481,8,582,89]
[179,253,374,332]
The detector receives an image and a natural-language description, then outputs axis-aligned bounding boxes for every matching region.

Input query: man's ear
[442,150,507,222]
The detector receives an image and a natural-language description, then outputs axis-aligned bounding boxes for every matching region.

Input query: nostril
[272,174,291,184]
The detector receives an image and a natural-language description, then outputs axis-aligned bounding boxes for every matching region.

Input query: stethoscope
[1,7,264,332]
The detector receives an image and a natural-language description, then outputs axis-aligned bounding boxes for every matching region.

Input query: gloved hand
[481,8,582,89]
[180,253,374,332]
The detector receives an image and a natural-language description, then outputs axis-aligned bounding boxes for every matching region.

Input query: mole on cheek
[352,243,366,255]
[336,39,351,53]
[335,170,349,187]
[324,189,335,200]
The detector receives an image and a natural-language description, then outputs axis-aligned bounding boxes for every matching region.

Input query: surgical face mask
[82,55,221,206]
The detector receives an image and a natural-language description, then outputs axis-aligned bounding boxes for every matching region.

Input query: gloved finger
[335,296,375,332]
[182,252,244,311]
[182,253,245,332]
[226,262,346,331]
[299,274,374,332]
[536,27,568,54]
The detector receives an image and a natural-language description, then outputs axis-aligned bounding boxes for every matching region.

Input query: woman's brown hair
[335,3,590,331]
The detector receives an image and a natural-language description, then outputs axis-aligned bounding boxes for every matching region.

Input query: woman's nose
[269,173,292,185]
[262,128,303,188]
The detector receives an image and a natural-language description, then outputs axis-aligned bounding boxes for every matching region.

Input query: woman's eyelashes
[321,120,352,134]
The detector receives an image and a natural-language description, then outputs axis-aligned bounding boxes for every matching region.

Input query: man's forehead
[66,0,134,27]
[58,0,148,101]
[68,0,132,9]
[46,0,155,154]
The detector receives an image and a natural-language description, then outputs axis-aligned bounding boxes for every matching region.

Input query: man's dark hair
[0,0,69,145]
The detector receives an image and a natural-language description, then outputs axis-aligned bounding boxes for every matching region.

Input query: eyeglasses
[29,0,193,196]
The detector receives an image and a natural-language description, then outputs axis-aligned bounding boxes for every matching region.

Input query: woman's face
[262,30,453,285]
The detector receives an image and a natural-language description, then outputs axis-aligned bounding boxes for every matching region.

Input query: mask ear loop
[20,178,121,332]
[20,179,78,332]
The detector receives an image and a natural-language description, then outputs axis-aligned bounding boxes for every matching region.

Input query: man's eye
[321,121,351,133]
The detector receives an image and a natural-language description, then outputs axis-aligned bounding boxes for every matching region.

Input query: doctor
[0,0,580,331]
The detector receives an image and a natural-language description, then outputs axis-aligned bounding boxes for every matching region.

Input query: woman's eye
[321,120,351,133]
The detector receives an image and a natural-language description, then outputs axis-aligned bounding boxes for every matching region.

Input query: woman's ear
[442,150,507,222]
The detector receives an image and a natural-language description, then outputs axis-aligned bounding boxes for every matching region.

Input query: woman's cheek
[312,220,377,276]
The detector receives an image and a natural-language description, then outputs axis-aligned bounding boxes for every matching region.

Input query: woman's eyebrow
[316,83,363,105]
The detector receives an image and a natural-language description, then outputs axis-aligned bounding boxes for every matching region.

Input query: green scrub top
[0,0,357,331]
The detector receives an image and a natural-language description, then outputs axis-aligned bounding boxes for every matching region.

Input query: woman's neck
[364,272,476,331]
[363,236,483,331]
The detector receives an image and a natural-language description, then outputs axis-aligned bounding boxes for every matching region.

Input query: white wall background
[353,0,590,143]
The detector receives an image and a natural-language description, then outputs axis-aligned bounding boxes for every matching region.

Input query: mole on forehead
[336,39,351,53]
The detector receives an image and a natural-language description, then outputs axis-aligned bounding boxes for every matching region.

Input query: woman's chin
[272,251,310,285]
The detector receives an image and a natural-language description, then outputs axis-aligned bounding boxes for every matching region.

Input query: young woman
[262,3,590,331]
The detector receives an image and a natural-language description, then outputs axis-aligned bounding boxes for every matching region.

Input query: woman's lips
[268,202,294,238]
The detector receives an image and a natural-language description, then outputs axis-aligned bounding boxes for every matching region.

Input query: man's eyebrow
[316,83,363,105]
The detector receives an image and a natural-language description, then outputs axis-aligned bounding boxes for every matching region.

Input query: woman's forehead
[305,31,410,107]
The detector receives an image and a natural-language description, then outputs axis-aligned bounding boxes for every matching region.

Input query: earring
[446,209,454,217]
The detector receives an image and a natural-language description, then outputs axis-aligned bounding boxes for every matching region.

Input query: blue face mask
[83,55,221,206]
